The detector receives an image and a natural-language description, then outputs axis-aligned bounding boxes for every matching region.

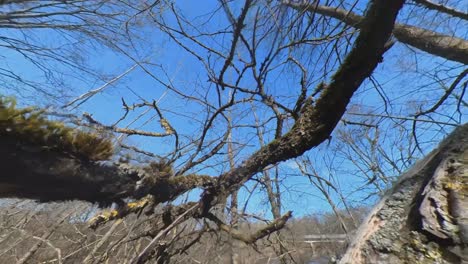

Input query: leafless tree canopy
[0,0,466,263]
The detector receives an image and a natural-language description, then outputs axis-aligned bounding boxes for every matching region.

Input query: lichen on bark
[339,124,468,264]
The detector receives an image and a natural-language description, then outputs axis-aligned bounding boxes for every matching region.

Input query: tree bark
[0,135,213,205]
[339,123,468,264]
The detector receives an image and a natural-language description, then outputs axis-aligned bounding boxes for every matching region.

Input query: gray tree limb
[413,0,468,20]
[284,2,468,64]
[0,135,213,205]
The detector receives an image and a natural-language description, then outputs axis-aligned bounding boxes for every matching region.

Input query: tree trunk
[339,123,468,264]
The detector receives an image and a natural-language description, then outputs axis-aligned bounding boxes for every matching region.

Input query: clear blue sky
[1,1,466,219]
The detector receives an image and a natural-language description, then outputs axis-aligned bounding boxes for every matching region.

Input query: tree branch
[284,1,468,64]
[200,0,405,214]
[205,211,292,244]
[413,0,468,20]
[0,136,213,205]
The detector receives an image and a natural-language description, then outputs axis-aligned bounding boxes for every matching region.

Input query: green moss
[0,96,113,161]
[144,160,174,177]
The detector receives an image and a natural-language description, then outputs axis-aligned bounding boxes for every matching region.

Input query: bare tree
[0,0,161,104]
[0,0,467,263]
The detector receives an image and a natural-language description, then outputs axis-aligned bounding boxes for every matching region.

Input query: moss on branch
[0,96,113,161]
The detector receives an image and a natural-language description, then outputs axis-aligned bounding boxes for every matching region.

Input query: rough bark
[339,123,468,264]
[284,2,468,65]
[0,135,213,205]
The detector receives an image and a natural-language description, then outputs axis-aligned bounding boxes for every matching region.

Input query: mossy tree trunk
[339,124,468,264]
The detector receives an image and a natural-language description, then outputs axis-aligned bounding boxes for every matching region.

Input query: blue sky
[1,1,466,219]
